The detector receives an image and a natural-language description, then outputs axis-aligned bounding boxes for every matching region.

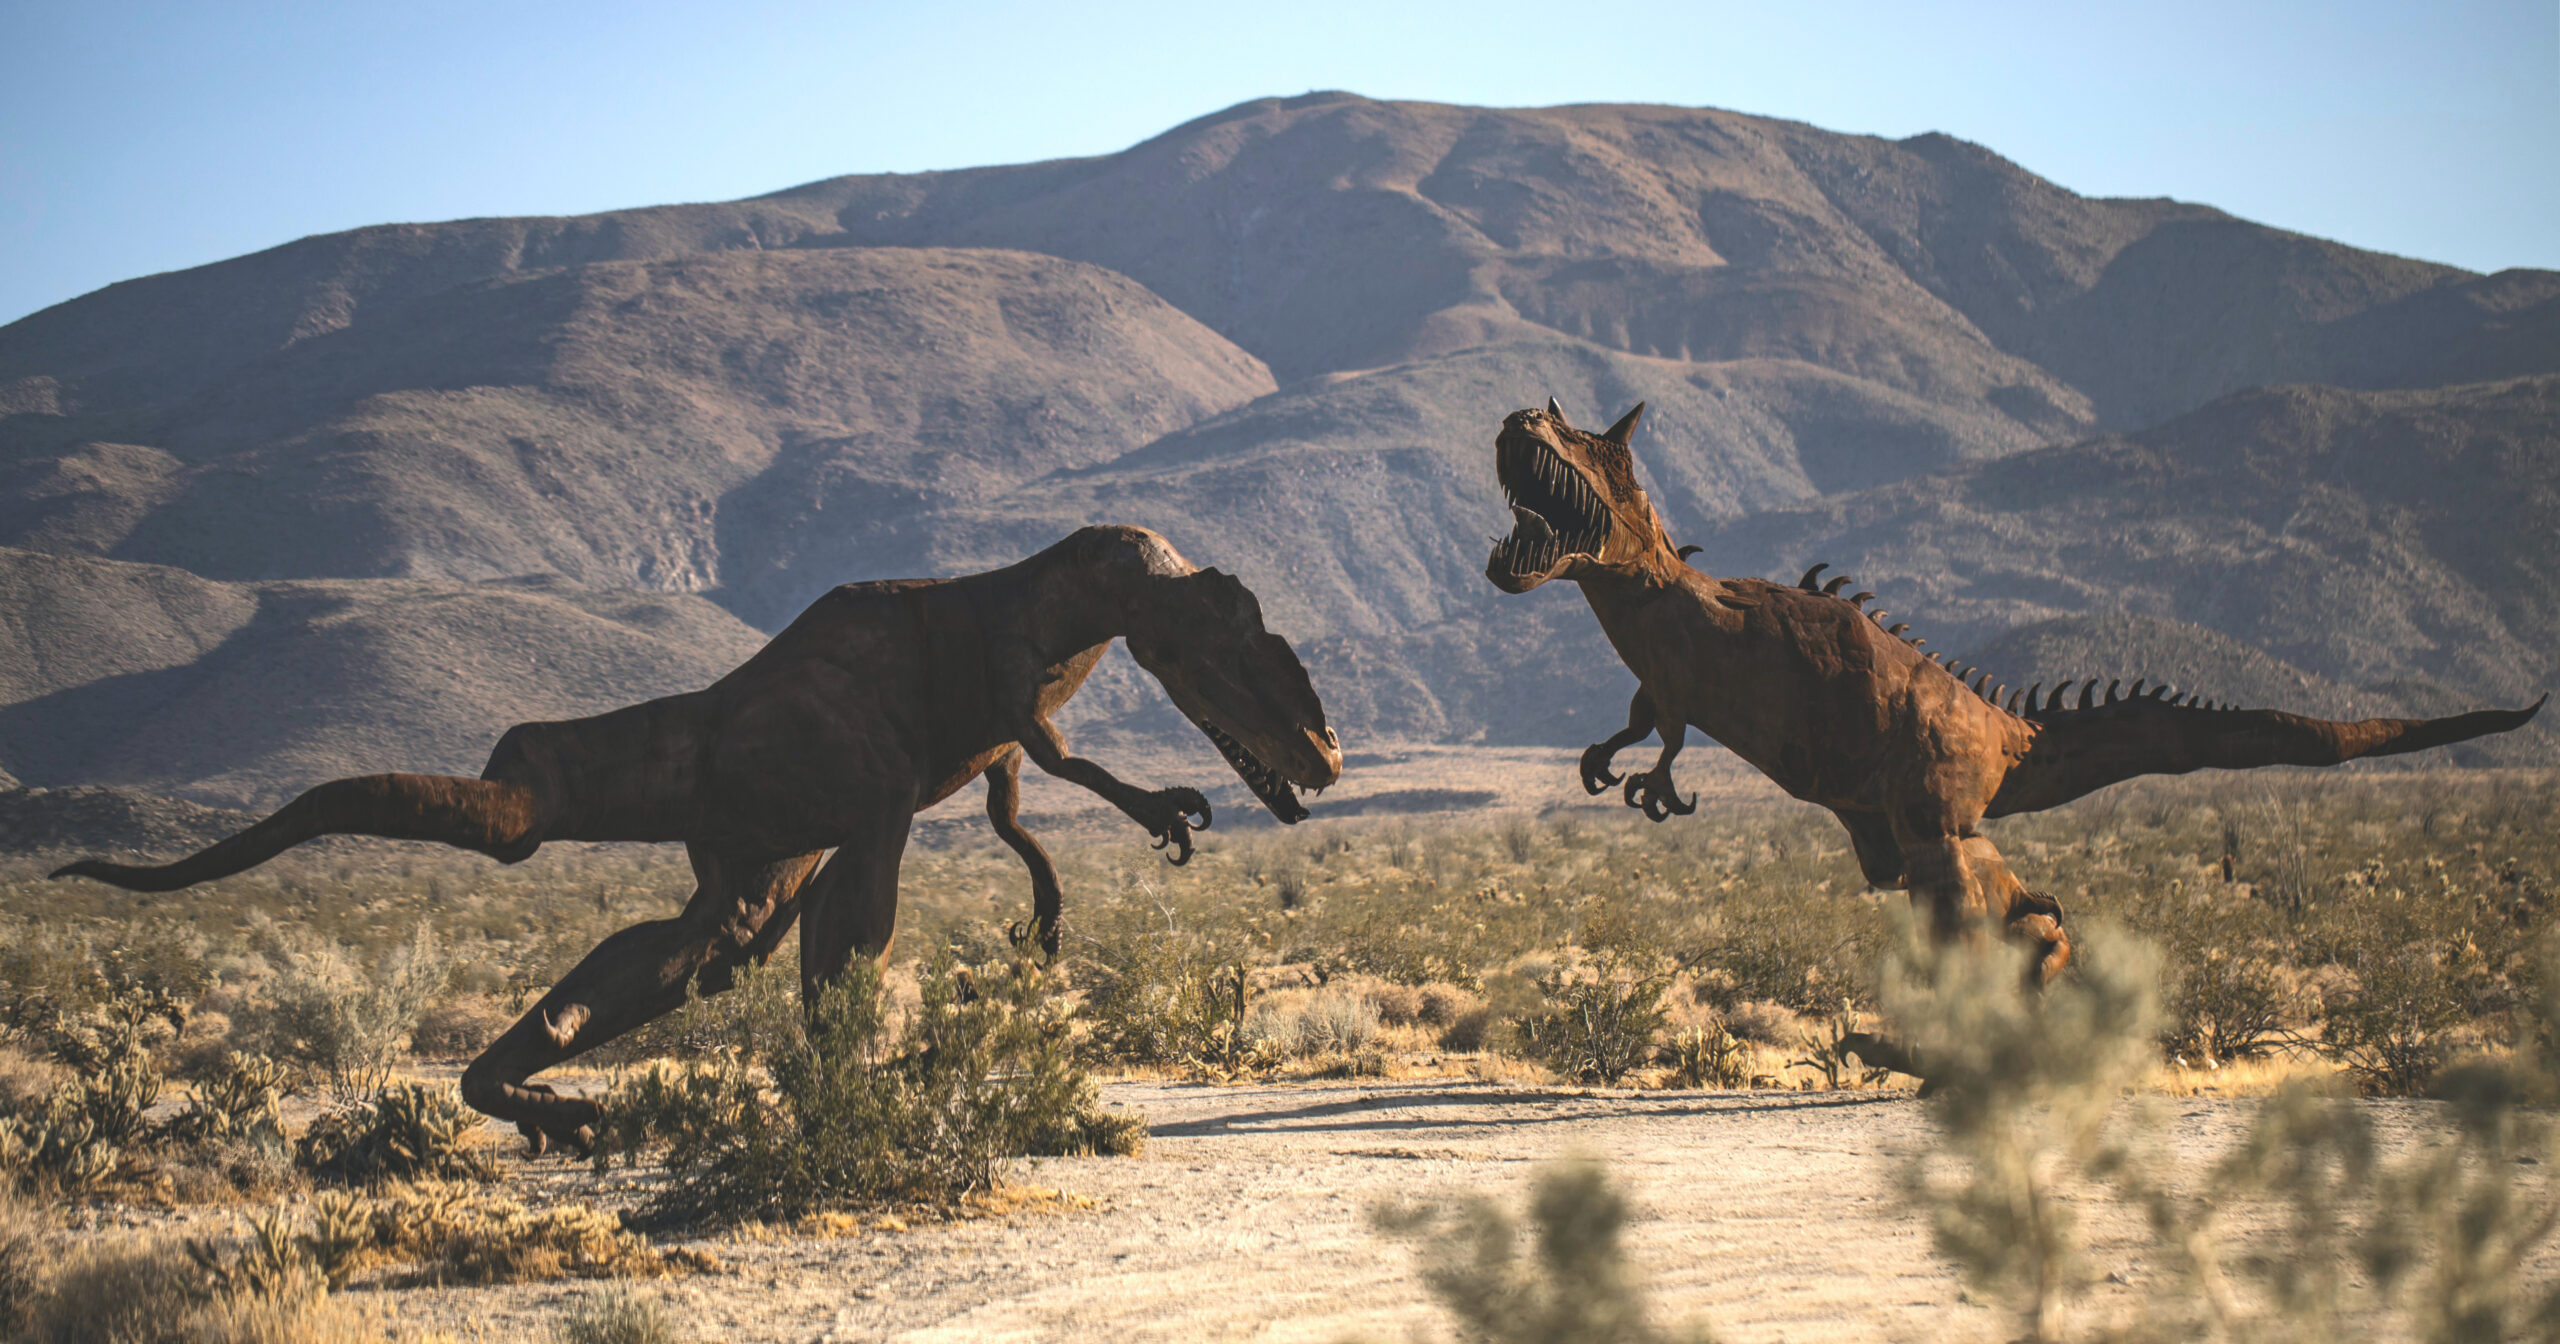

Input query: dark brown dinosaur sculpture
[1485,399,2546,995]
[54,525,1343,1151]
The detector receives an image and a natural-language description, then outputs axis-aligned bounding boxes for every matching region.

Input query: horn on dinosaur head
[1546,396,1568,425]
[1602,403,1645,444]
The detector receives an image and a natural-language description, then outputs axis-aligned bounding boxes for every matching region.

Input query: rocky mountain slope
[2,93,2552,804]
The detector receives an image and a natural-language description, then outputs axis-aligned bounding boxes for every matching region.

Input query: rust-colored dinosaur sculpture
[1485,400,2545,990]
[55,525,1343,1151]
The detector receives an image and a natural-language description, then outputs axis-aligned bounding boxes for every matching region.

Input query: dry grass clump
[11,1230,397,1344]
[555,1288,688,1344]
[0,1188,50,1336]
[1370,1157,1718,1343]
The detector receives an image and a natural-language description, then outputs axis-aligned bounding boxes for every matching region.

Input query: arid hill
[0,547,768,803]
[1,93,2552,803]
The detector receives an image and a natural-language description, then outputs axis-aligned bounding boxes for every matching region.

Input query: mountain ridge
[1,93,2552,805]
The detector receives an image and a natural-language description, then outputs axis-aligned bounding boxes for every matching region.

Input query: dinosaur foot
[1136,787,1212,865]
[508,1083,601,1159]
[1579,742,1625,795]
[1621,767,1696,822]
[1007,915,1066,963]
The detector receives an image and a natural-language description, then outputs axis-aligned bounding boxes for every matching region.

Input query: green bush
[597,951,1135,1225]
[238,924,452,1098]
[1373,1157,1717,1344]
[1885,918,2161,1343]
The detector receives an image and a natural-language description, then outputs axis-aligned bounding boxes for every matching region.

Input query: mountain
[1,92,2553,805]
[0,547,767,801]
[1702,376,2559,758]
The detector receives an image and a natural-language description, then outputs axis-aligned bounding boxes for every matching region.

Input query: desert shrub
[1366,979,1424,1027]
[188,1181,700,1294]
[0,1187,49,1335]
[597,952,1132,1225]
[1662,1022,1749,1090]
[0,923,209,1030]
[408,995,514,1060]
[557,1288,688,1344]
[1715,999,1800,1045]
[19,1236,213,1344]
[1415,982,1478,1027]
[1887,919,2161,1343]
[1372,1157,1717,1344]
[357,1181,693,1286]
[1070,878,1253,1069]
[295,1082,492,1186]
[1243,988,1381,1059]
[2162,948,2295,1066]
[1024,1100,1149,1159]
[238,924,452,1096]
[1513,950,1671,1086]
[1789,1006,1893,1091]
[2097,964,2560,1342]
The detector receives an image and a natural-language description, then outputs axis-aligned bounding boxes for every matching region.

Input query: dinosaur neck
[1017,526,1193,662]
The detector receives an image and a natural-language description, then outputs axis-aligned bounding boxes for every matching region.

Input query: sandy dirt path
[363,1077,2484,1344]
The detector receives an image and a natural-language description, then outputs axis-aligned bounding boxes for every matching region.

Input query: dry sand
[359,1078,2474,1344]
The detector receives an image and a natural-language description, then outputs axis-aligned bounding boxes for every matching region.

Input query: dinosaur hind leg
[797,794,920,1002]
[985,748,1066,959]
[460,846,821,1154]
[1898,820,2073,989]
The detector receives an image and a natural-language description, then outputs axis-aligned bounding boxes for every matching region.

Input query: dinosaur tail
[50,773,545,892]
[1986,680,2547,817]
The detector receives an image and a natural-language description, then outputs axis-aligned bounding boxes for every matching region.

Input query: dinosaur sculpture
[54,525,1343,1151]
[1485,399,2546,991]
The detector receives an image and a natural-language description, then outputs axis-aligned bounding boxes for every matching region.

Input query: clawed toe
[1620,769,1695,822]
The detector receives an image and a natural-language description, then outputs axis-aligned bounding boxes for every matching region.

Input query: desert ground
[273,1077,2459,1344]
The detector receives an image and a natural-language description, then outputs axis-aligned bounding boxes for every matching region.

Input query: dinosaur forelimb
[1017,716,1212,864]
[1139,787,1213,865]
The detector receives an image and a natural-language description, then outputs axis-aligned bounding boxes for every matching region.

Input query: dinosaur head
[1125,568,1343,824]
[1486,399,1676,593]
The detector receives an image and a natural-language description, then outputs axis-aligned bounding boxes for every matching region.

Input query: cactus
[164,1052,291,1148]
[296,1081,492,1184]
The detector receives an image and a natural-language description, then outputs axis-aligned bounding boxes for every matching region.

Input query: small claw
[1165,830,1195,866]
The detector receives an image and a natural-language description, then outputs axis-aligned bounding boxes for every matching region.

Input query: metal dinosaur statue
[1484,399,2546,997]
[54,525,1343,1152]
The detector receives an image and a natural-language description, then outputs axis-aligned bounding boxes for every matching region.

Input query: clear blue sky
[2,0,2552,326]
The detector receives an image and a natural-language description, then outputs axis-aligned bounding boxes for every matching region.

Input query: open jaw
[1488,429,1614,588]
[1190,716,1313,824]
